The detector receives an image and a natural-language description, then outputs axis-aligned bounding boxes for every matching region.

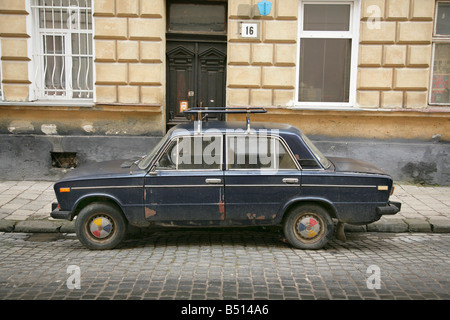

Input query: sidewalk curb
[1,218,449,234]
[0,219,75,233]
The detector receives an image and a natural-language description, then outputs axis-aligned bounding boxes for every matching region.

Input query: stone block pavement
[0,180,449,234]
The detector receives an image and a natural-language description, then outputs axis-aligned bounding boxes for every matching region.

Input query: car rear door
[224,133,301,222]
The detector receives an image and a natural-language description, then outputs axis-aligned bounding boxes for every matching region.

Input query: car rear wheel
[75,202,127,250]
[283,204,334,250]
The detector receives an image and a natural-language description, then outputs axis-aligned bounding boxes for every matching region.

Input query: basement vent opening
[51,152,78,169]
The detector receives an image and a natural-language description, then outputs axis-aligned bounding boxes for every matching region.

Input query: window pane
[304,4,350,31]
[299,38,351,103]
[156,140,177,170]
[436,2,450,36]
[39,6,92,30]
[278,143,298,170]
[157,136,222,170]
[43,35,65,96]
[71,56,93,98]
[40,8,70,29]
[169,3,226,32]
[431,43,450,104]
[71,33,93,98]
[300,133,330,169]
[177,136,222,170]
[228,136,297,170]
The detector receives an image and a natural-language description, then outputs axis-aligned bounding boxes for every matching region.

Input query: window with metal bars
[31,0,93,101]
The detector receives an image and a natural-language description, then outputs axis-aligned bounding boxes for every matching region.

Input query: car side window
[155,135,222,171]
[227,135,298,170]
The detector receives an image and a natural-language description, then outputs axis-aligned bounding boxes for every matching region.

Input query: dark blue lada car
[51,110,401,250]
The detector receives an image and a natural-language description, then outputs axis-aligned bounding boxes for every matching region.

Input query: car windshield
[138,135,170,169]
[300,133,331,169]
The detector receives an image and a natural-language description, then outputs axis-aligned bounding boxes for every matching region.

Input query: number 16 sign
[240,22,259,39]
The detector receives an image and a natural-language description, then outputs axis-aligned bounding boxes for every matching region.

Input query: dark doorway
[166,1,227,128]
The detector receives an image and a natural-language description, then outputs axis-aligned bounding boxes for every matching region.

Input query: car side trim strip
[71,185,142,190]
[73,184,303,190]
[302,184,377,188]
[145,185,223,188]
[146,184,300,188]
[226,184,300,187]
[72,184,375,190]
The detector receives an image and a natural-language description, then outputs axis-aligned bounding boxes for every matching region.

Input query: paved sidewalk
[0,180,449,234]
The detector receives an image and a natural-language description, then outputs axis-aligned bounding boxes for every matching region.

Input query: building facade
[0,0,449,184]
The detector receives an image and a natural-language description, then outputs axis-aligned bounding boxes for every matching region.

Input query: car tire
[75,202,127,250]
[283,204,334,250]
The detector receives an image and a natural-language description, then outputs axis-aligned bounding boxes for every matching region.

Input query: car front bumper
[376,201,402,216]
[51,202,75,221]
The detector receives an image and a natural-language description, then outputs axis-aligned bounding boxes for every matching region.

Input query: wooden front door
[165,0,227,128]
[166,41,226,126]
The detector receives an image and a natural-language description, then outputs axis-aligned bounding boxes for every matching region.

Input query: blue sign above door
[257,0,272,16]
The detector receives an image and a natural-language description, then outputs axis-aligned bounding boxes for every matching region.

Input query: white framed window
[30,0,93,101]
[0,40,3,101]
[296,0,360,108]
[430,1,450,105]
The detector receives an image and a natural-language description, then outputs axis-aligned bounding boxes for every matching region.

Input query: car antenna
[183,107,267,134]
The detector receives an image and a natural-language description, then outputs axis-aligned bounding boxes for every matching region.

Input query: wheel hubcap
[297,215,321,240]
[89,216,113,239]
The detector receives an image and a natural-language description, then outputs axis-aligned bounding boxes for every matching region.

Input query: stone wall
[358,0,435,109]
[0,0,30,101]
[227,0,298,107]
[94,0,165,106]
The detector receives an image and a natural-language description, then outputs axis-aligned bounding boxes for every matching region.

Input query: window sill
[285,105,450,113]
[288,105,363,112]
[0,100,164,113]
[0,100,94,108]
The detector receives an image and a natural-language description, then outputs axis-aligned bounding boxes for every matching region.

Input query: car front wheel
[283,204,334,250]
[75,202,127,250]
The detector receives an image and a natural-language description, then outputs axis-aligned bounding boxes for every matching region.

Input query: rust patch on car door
[218,201,225,220]
[218,192,225,220]
[247,213,265,220]
[145,207,157,218]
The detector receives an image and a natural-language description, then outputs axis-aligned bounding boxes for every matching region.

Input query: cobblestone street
[1,229,449,302]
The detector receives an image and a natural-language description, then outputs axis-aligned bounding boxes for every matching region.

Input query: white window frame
[429,0,450,106]
[0,40,3,101]
[294,0,360,109]
[30,0,94,102]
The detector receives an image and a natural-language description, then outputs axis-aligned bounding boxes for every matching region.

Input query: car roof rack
[183,107,267,134]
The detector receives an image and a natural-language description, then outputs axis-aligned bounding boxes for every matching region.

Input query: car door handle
[205,178,222,184]
[282,178,299,184]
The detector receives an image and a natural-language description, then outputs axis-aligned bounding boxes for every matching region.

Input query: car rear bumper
[51,202,75,221]
[376,201,401,216]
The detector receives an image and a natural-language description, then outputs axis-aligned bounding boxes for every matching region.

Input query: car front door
[224,134,302,223]
[144,133,224,222]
